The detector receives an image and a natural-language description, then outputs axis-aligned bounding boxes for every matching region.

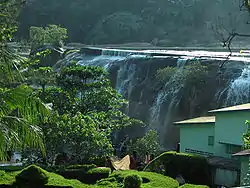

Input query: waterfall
[225,65,250,106]
[58,46,250,150]
[149,58,188,148]
[77,54,126,70]
[115,62,137,97]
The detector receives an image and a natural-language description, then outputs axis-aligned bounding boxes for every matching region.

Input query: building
[175,103,250,187]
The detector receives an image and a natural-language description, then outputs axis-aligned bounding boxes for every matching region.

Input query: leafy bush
[59,165,111,184]
[87,167,111,184]
[156,66,177,84]
[110,170,179,188]
[145,152,211,186]
[127,130,161,162]
[123,174,142,188]
[15,165,49,187]
[66,164,97,171]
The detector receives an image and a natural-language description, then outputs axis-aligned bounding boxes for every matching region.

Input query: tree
[0,0,50,160]
[212,0,250,67]
[127,130,161,162]
[29,25,68,49]
[27,64,143,164]
[241,120,250,185]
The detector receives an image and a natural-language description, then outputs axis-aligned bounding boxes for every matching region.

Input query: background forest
[17,0,250,46]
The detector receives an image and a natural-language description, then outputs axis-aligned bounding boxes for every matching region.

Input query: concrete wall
[240,156,250,185]
[213,111,249,158]
[179,123,215,156]
[215,168,238,187]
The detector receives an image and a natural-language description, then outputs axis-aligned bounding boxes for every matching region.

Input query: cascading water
[115,62,137,96]
[149,58,189,148]
[58,46,250,150]
[224,65,250,106]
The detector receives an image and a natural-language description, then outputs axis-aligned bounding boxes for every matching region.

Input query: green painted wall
[240,156,249,185]
[213,111,249,158]
[179,123,215,156]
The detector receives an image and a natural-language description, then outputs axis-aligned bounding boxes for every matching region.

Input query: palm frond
[0,85,50,160]
[0,115,45,160]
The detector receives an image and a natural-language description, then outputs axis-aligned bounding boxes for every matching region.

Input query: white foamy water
[225,65,250,106]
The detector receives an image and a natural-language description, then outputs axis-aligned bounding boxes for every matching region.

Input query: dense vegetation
[1,1,244,188]
[144,152,212,186]
[0,0,50,160]
[0,165,209,187]
[16,0,250,46]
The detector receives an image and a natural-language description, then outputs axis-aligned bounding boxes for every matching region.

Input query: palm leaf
[0,85,50,160]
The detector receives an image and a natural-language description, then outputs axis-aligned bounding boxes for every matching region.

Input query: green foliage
[245,0,250,10]
[0,0,51,159]
[127,130,161,162]
[18,0,217,45]
[156,66,177,85]
[0,0,23,43]
[0,85,50,160]
[15,165,49,187]
[123,174,142,188]
[243,120,250,149]
[43,112,114,163]
[0,166,93,188]
[30,64,144,164]
[66,164,97,171]
[87,167,111,175]
[242,120,250,185]
[29,24,68,49]
[110,170,179,188]
[86,12,143,44]
[87,167,111,183]
[156,60,208,88]
[0,166,209,187]
[25,66,57,92]
[59,166,110,184]
[144,152,211,186]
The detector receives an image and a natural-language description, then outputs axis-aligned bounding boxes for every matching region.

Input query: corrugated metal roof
[232,149,250,156]
[174,116,215,125]
[209,103,250,113]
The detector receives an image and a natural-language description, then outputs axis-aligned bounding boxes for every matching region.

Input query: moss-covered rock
[123,174,142,188]
[15,165,49,187]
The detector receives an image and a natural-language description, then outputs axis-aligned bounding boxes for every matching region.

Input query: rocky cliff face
[55,49,250,150]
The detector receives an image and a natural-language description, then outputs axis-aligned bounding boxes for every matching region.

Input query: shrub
[145,152,212,186]
[87,167,111,183]
[110,170,179,188]
[58,165,110,184]
[127,130,161,162]
[66,164,97,171]
[96,177,117,188]
[123,174,142,188]
[15,165,49,187]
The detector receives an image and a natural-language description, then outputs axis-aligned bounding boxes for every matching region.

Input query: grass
[0,169,95,188]
[109,170,179,188]
[0,166,210,188]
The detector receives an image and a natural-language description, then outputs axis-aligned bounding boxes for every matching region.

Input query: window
[208,136,214,146]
